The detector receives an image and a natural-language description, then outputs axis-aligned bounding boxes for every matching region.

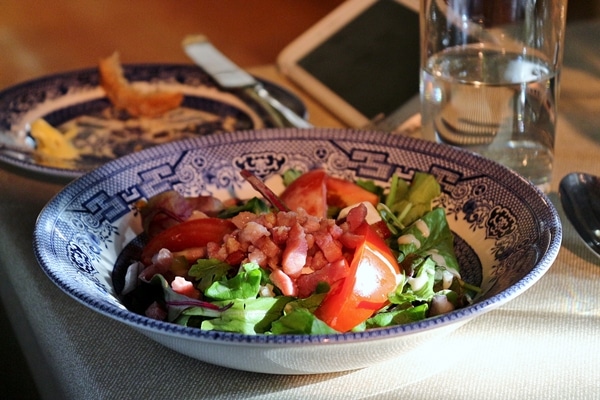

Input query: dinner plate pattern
[0,64,306,178]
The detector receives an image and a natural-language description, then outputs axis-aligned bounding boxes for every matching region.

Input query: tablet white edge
[277,0,420,129]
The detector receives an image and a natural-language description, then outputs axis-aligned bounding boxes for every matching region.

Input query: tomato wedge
[314,222,401,332]
[326,176,379,208]
[279,170,380,218]
[140,218,235,265]
[279,169,327,218]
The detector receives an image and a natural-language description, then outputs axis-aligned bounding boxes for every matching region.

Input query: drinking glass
[420,0,568,192]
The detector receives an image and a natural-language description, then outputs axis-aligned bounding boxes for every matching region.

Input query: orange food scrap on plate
[99,52,183,118]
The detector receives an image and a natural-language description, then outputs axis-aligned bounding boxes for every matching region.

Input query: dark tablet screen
[298,1,420,120]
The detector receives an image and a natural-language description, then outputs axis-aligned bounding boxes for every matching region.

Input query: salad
[121,169,478,334]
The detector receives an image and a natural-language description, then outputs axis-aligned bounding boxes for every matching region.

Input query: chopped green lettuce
[383,171,441,228]
[395,207,460,276]
[188,259,233,292]
[218,196,270,218]
[402,257,437,301]
[282,169,303,187]
[198,296,292,334]
[204,263,265,300]
[271,308,339,335]
[363,303,429,329]
[148,274,223,322]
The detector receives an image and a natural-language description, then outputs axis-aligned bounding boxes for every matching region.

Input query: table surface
[1,15,600,400]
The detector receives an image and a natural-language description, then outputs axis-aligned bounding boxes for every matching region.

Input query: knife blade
[182,34,312,128]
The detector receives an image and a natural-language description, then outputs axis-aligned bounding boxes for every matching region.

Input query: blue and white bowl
[33,128,562,374]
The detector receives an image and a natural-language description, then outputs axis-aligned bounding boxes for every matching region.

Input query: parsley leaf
[188,259,233,292]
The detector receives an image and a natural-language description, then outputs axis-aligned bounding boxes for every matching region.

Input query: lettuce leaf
[199,296,292,334]
[384,171,441,228]
[363,303,428,329]
[395,207,460,276]
[188,258,233,292]
[271,308,339,335]
[399,257,437,301]
[149,274,223,322]
[217,196,270,219]
[204,262,266,300]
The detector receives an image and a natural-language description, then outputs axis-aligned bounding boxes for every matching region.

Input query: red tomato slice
[279,169,327,218]
[314,222,401,332]
[141,218,235,265]
[326,176,379,208]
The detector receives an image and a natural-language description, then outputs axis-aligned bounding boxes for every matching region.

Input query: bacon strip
[240,169,290,211]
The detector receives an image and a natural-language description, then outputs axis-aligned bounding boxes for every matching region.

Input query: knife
[0,130,36,157]
[182,34,312,129]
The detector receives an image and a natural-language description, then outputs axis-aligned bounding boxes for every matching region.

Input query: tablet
[277,0,420,131]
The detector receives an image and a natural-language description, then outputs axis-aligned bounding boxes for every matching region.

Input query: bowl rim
[33,127,563,345]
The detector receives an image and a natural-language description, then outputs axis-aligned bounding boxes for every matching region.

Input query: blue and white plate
[33,128,562,374]
[0,64,306,178]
